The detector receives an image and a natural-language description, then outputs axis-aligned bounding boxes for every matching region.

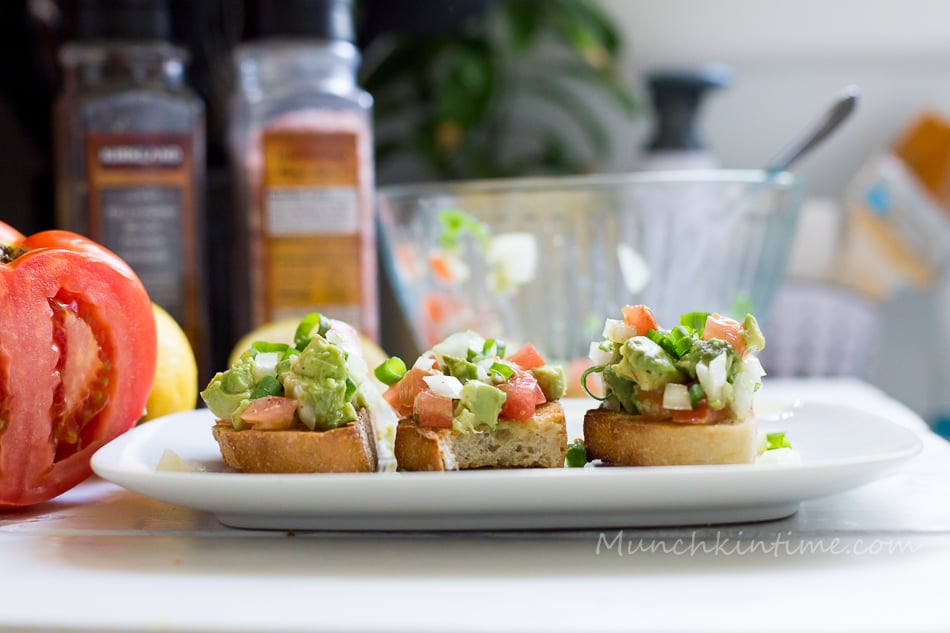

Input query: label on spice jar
[259,130,366,327]
[84,132,199,336]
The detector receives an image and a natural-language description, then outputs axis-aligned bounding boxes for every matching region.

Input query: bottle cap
[645,64,731,152]
[249,0,355,42]
[76,0,172,41]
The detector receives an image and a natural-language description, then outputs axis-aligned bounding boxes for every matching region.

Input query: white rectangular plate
[91,398,922,531]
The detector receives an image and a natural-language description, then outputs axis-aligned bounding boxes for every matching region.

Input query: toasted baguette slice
[583,407,756,466]
[211,407,378,473]
[395,401,568,471]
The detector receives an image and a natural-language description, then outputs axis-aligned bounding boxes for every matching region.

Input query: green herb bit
[294,312,329,351]
[437,209,488,250]
[249,375,283,400]
[251,341,291,355]
[581,365,608,401]
[483,338,506,359]
[489,361,514,381]
[688,383,705,409]
[679,312,710,333]
[766,432,793,451]
[565,440,588,468]
[374,357,407,386]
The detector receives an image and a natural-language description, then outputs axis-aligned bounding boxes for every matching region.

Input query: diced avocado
[741,313,766,353]
[453,380,506,433]
[613,336,685,391]
[675,338,737,381]
[441,354,480,380]
[282,335,357,431]
[531,365,566,401]
[200,360,255,427]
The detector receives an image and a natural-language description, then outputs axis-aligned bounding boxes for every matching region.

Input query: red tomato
[240,396,297,430]
[507,343,546,370]
[703,313,746,356]
[671,399,730,424]
[498,372,544,421]
[0,222,157,508]
[383,367,431,418]
[621,304,658,335]
[413,390,454,428]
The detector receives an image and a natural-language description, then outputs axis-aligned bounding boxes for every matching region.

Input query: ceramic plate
[91,398,922,530]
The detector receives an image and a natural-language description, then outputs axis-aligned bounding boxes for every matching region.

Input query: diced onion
[602,318,637,344]
[617,243,650,295]
[423,374,464,399]
[432,331,484,365]
[756,448,802,465]
[589,341,614,366]
[696,351,728,408]
[732,356,767,420]
[413,354,437,372]
[251,352,279,383]
[662,383,692,410]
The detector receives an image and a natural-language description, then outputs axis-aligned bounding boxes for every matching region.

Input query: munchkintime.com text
[595,530,921,558]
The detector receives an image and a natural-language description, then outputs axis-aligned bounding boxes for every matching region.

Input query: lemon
[143,303,199,421]
[229,318,389,386]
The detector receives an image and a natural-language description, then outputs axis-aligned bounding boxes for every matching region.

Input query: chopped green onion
[581,365,609,401]
[483,338,506,359]
[565,441,588,468]
[680,312,710,333]
[251,341,291,355]
[688,383,705,409]
[766,432,793,450]
[344,377,358,401]
[437,209,488,250]
[374,357,407,386]
[294,312,329,351]
[249,375,283,400]
[646,328,667,346]
[489,362,514,381]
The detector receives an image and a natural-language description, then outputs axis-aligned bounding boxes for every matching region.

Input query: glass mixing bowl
[377,170,805,363]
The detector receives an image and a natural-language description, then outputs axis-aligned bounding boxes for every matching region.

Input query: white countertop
[1,379,948,633]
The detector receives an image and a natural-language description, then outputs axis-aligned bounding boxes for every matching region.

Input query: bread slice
[583,407,756,466]
[211,407,378,473]
[394,401,568,471]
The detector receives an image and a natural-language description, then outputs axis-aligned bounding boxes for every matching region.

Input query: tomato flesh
[240,396,297,430]
[621,304,659,335]
[413,390,454,428]
[670,399,730,424]
[383,367,431,418]
[507,343,546,370]
[499,372,544,421]
[703,314,746,356]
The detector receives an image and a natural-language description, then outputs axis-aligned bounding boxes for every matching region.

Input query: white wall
[600,0,950,421]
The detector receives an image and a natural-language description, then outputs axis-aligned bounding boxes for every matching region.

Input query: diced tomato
[703,313,746,356]
[498,372,543,421]
[507,343,546,370]
[636,389,669,420]
[621,304,658,335]
[240,396,298,430]
[671,399,730,424]
[413,390,454,428]
[383,367,431,418]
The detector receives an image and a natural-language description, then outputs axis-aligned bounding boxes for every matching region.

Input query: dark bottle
[54,0,208,376]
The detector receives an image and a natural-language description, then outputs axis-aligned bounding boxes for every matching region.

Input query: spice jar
[54,0,209,376]
[229,0,378,341]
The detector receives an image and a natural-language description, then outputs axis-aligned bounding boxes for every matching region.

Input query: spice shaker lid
[645,64,731,152]
[76,0,172,41]
[248,0,355,42]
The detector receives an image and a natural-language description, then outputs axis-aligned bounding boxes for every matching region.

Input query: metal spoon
[764,85,860,174]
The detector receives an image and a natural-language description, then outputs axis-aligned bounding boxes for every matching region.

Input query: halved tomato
[0,222,157,507]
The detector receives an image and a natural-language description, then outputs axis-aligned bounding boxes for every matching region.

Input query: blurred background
[1,0,948,433]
